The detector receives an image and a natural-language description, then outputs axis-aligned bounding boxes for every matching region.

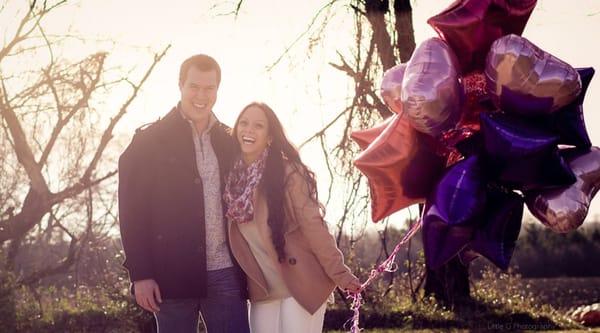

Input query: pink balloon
[350,117,394,151]
[354,114,421,222]
[428,0,537,74]
[485,34,582,115]
[526,147,600,233]
[380,63,407,114]
[401,38,462,136]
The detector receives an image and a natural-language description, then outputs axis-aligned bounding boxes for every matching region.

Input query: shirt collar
[177,102,218,135]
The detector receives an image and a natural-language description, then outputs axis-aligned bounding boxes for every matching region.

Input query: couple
[118,54,361,333]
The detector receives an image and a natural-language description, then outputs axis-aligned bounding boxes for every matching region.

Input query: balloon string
[345,218,423,333]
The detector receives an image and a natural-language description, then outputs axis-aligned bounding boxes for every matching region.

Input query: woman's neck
[242,152,260,165]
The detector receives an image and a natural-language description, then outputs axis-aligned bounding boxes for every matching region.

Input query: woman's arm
[284,167,360,291]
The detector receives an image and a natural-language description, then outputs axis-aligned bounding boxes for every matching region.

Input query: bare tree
[0,1,169,287]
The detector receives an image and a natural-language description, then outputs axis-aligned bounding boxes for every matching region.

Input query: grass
[323,266,595,332]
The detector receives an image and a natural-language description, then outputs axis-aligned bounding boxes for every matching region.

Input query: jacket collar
[176,102,220,135]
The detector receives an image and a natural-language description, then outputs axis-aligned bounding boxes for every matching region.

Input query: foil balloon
[350,116,394,150]
[470,189,524,270]
[458,247,480,266]
[427,0,537,73]
[401,37,462,136]
[526,147,600,233]
[485,34,582,115]
[423,203,475,269]
[480,112,575,190]
[553,67,595,148]
[380,63,407,114]
[354,114,421,222]
[426,155,487,225]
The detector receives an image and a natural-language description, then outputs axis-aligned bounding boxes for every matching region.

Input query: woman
[224,102,361,333]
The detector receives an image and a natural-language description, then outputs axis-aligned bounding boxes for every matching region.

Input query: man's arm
[118,132,154,282]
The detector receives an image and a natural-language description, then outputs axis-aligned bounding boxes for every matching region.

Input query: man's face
[179,67,219,125]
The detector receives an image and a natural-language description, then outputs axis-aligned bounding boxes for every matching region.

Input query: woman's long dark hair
[232,102,322,262]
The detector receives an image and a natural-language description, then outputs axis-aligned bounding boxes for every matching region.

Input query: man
[118,54,250,332]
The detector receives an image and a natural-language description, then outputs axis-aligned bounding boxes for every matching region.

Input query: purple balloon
[423,204,475,269]
[470,189,524,270]
[553,67,595,148]
[401,38,462,136]
[480,112,575,190]
[485,34,582,116]
[426,156,487,226]
[458,247,480,266]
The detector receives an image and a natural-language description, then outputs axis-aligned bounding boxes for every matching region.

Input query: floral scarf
[223,148,269,223]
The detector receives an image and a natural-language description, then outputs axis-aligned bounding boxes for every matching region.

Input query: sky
[4,0,600,229]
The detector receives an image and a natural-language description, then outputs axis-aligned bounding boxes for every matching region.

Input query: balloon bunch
[352,0,600,270]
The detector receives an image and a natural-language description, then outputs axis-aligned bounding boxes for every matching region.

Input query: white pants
[249,297,326,333]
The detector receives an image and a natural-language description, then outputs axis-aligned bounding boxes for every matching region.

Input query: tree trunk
[424,256,471,307]
[393,0,416,63]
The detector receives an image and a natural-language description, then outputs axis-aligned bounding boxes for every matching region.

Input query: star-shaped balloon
[428,0,537,74]
[486,34,581,116]
[354,114,421,221]
[350,116,394,150]
[553,67,595,148]
[423,206,475,269]
[470,189,523,270]
[426,155,487,226]
[526,147,600,233]
[480,112,575,190]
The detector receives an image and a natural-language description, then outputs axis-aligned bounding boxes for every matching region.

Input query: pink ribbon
[346,219,423,332]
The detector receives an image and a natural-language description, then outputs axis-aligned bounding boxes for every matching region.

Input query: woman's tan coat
[228,163,357,314]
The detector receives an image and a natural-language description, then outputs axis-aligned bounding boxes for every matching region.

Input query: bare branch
[298,106,351,148]
[80,45,170,182]
[39,53,106,167]
[265,0,338,72]
[0,77,49,194]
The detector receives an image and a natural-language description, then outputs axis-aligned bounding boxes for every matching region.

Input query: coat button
[194,178,202,185]
[288,257,297,265]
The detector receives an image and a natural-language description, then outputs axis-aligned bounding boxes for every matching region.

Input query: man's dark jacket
[118,106,241,299]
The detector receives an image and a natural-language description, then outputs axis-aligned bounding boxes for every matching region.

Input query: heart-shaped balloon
[480,112,575,190]
[350,116,394,150]
[470,189,524,270]
[428,0,537,73]
[380,63,407,114]
[485,34,582,115]
[427,155,487,225]
[553,67,595,148]
[526,147,600,233]
[423,203,475,269]
[401,37,462,136]
[354,114,421,221]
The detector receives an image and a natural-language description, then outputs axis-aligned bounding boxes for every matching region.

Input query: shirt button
[194,178,202,185]
[288,257,297,265]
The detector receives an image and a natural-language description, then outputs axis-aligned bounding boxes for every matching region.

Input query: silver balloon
[526,147,600,233]
[380,63,407,114]
[486,34,581,115]
[401,37,462,136]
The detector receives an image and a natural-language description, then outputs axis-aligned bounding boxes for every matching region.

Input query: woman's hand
[343,277,362,294]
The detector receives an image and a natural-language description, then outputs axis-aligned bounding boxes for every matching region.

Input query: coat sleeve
[284,166,359,290]
[118,132,154,282]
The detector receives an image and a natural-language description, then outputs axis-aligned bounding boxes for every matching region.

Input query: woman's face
[236,105,271,163]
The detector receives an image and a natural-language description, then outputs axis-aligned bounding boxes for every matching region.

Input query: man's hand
[134,279,162,312]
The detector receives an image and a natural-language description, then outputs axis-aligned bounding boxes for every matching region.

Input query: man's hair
[179,54,221,86]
